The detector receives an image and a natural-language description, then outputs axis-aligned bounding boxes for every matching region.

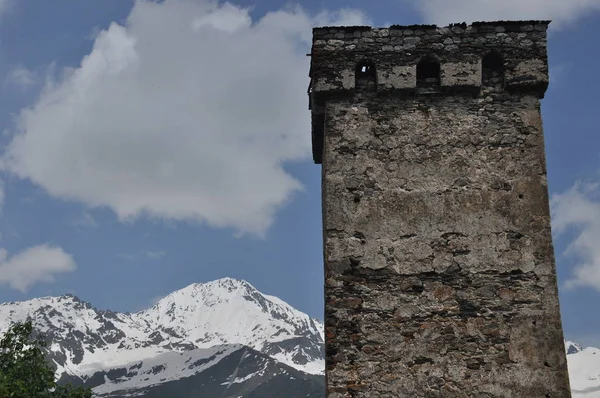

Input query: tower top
[309,21,551,163]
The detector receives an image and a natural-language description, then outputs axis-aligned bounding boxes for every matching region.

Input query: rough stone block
[378,65,416,90]
[506,58,549,91]
[441,60,481,88]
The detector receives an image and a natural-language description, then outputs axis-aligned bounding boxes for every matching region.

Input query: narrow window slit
[355,61,377,93]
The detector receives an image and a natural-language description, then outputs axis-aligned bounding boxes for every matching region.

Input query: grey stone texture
[309,21,572,397]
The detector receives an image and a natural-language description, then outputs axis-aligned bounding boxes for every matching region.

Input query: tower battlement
[310,21,549,93]
[309,21,551,163]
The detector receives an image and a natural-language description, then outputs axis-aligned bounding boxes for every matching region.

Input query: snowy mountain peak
[153,278,269,312]
[565,340,584,355]
[183,277,251,295]
[0,277,324,381]
[136,278,323,373]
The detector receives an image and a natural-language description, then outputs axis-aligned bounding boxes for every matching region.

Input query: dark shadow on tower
[482,51,505,87]
[417,57,441,87]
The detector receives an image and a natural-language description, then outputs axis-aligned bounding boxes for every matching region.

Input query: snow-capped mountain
[136,278,324,374]
[0,278,325,397]
[567,340,584,355]
[566,340,600,398]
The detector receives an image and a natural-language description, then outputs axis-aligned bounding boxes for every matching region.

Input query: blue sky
[0,0,600,347]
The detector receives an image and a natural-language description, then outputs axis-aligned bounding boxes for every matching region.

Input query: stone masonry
[309,22,572,397]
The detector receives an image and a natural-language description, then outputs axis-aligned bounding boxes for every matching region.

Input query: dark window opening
[482,52,505,87]
[355,61,377,93]
[417,57,440,87]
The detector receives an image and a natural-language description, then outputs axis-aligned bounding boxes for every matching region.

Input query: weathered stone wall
[311,22,571,397]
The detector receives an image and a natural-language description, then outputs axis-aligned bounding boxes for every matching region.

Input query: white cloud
[5,67,37,90]
[117,250,166,260]
[71,212,98,228]
[117,253,135,260]
[551,182,600,291]
[0,244,76,292]
[145,250,166,259]
[0,0,368,237]
[410,0,600,29]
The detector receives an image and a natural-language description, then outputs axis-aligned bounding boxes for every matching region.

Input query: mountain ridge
[0,277,325,397]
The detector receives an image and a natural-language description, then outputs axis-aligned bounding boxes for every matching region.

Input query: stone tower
[309,22,572,397]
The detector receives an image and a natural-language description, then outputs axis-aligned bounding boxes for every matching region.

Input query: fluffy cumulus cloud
[411,0,600,29]
[1,0,368,237]
[551,182,600,291]
[0,245,76,292]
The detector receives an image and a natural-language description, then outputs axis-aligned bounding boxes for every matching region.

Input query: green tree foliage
[0,321,93,398]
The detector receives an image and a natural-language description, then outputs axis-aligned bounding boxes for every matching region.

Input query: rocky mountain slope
[0,278,324,397]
